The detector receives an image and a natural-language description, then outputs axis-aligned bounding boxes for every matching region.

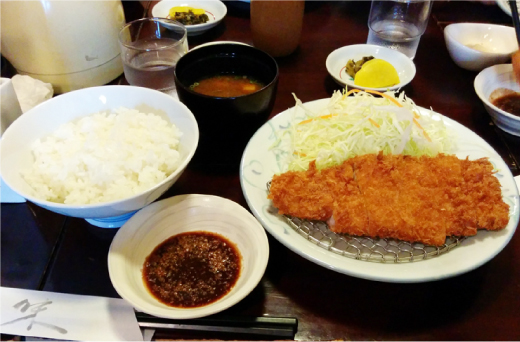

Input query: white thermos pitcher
[1,1,126,94]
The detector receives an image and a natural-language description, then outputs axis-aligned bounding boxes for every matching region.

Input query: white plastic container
[0,1,125,94]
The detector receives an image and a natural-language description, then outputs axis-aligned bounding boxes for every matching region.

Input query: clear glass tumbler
[119,18,188,96]
[367,0,432,59]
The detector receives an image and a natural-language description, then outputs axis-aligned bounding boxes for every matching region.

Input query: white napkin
[11,74,53,113]
[1,74,53,203]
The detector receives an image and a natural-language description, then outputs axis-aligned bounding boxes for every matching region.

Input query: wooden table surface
[2,1,520,341]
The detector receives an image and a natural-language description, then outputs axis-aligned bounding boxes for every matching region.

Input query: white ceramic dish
[325,44,416,91]
[474,64,520,136]
[108,194,269,319]
[0,86,199,228]
[152,0,227,36]
[444,23,517,72]
[496,0,517,16]
[240,98,519,283]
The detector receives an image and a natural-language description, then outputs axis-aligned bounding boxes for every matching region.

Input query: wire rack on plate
[267,181,466,263]
[283,215,466,263]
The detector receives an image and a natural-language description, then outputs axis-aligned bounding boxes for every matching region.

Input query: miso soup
[190,75,264,97]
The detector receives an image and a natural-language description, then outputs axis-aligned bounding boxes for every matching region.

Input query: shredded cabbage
[272,89,457,172]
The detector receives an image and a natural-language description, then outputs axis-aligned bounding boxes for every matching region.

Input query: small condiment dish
[444,23,518,72]
[474,64,520,136]
[326,44,416,91]
[108,194,269,319]
[152,0,227,36]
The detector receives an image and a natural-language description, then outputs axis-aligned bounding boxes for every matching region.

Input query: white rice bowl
[1,86,199,220]
[22,107,182,205]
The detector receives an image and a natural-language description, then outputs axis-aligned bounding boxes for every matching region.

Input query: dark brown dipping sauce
[143,231,241,308]
[491,93,520,117]
[190,75,264,97]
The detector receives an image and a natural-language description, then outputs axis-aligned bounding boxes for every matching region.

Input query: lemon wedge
[169,6,205,16]
[354,59,400,88]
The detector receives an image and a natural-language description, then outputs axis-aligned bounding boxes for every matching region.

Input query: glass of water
[367,0,432,60]
[118,18,188,96]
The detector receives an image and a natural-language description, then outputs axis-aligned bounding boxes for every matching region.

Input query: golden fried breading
[424,154,477,237]
[268,153,510,246]
[390,155,448,246]
[268,161,333,221]
[348,154,411,241]
[325,161,369,237]
[461,158,510,230]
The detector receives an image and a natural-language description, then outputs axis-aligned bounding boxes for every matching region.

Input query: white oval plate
[108,194,269,319]
[152,0,227,36]
[240,98,519,283]
[326,44,416,91]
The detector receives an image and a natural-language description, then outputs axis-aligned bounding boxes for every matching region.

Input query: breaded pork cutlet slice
[325,161,369,237]
[268,154,509,247]
[461,158,509,230]
[391,155,447,246]
[349,153,410,241]
[426,154,477,237]
[268,161,333,221]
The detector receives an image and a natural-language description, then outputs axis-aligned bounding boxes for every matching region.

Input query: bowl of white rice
[0,86,199,227]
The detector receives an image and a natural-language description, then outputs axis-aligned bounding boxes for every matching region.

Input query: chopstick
[510,0,520,45]
[135,312,298,339]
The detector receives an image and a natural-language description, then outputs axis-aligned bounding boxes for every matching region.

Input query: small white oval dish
[326,44,416,91]
[152,0,227,36]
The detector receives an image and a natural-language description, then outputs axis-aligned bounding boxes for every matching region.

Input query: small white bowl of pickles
[152,0,227,36]
[326,44,416,91]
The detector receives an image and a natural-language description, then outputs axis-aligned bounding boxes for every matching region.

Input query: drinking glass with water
[367,0,432,60]
[119,18,188,97]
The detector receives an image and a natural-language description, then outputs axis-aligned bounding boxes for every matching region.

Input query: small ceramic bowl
[326,44,416,91]
[0,86,199,227]
[474,64,520,136]
[174,43,278,167]
[496,0,516,17]
[444,23,518,72]
[108,194,269,319]
[152,0,227,36]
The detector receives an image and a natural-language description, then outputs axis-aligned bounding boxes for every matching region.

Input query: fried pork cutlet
[268,153,510,246]
[324,161,369,237]
[268,161,333,221]
[461,158,510,230]
[423,154,477,237]
[348,154,411,242]
[389,155,449,246]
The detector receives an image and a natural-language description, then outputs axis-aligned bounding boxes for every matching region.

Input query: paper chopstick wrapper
[0,287,143,341]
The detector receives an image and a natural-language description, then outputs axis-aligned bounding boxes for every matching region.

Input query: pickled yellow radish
[354,59,400,88]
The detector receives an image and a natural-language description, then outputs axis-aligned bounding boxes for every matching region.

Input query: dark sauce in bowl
[491,92,520,117]
[143,231,241,308]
